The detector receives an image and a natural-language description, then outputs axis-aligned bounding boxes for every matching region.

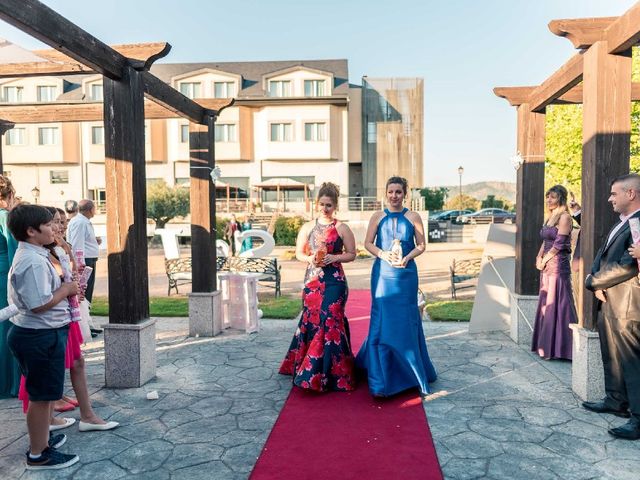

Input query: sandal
[53,401,75,413]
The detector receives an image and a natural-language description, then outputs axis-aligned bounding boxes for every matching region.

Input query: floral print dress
[279,220,356,392]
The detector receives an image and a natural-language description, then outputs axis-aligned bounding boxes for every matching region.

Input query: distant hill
[437,181,516,203]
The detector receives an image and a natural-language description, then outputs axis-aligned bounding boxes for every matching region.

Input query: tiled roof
[150,59,349,97]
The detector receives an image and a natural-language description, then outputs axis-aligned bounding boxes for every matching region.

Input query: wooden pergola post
[0,121,15,173]
[579,40,632,330]
[515,104,546,296]
[103,65,149,325]
[188,115,223,336]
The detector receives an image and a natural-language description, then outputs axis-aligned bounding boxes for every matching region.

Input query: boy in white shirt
[6,204,80,470]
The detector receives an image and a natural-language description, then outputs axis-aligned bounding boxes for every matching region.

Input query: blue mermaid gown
[356,208,437,396]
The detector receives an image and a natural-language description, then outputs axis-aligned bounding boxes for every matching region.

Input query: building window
[91,188,106,211]
[50,170,69,184]
[304,122,326,141]
[91,126,104,145]
[268,80,291,97]
[3,86,23,102]
[367,122,377,144]
[213,81,235,98]
[304,80,326,97]
[38,127,59,145]
[214,124,237,142]
[90,84,103,101]
[175,177,189,186]
[179,82,201,99]
[5,128,25,146]
[180,124,189,143]
[270,123,292,142]
[37,86,58,102]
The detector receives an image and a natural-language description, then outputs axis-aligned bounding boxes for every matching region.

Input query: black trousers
[598,310,640,416]
[84,257,98,304]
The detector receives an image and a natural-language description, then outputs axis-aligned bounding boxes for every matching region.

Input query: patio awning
[253,178,308,190]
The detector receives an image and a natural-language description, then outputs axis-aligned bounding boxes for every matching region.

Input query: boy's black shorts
[7,324,69,402]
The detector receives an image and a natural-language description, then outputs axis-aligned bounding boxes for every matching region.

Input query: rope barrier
[486,255,534,332]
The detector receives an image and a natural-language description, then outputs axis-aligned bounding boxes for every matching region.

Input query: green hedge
[273,216,305,246]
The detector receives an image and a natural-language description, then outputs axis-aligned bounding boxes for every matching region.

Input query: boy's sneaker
[26,447,79,470]
[49,433,66,449]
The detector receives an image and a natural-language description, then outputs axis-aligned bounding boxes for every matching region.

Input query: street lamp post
[457,166,464,208]
[31,186,40,204]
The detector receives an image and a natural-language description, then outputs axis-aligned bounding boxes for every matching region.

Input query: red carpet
[250,290,443,480]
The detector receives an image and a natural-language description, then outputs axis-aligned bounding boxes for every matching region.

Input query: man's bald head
[609,174,640,215]
[78,199,95,218]
[612,173,640,193]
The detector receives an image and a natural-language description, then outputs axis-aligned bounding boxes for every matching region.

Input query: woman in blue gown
[356,176,437,397]
[0,175,19,398]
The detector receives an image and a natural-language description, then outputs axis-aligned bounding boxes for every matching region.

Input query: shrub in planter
[216,218,229,240]
[274,216,305,246]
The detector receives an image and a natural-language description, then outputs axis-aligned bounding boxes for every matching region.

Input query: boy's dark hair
[8,204,53,242]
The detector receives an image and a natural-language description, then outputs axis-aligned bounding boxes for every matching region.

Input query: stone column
[510,294,537,346]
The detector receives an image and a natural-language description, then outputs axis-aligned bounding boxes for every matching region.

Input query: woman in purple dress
[531,185,577,360]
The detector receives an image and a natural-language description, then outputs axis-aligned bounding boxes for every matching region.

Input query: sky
[0,0,636,187]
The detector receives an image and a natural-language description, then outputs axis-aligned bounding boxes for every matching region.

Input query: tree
[445,194,480,211]
[480,194,512,210]
[146,180,190,228]
[419,187,448,211]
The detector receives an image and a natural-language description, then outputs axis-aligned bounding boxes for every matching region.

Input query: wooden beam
[189,116,217,292]
[34,42,171,70]
[528,53,584,112]
[605,2,640,54]
[0,0,129,79]
[103,65,149,324]
[580,41,632,330]
[0,98,233,124]
[548,17,615,49]
[493,87,537,107]
[0,42,173,78]
[495,82,640,106]
[514,104,546,295]
[141,71,220,125]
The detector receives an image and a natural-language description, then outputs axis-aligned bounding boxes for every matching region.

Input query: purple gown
[531,225,577,360]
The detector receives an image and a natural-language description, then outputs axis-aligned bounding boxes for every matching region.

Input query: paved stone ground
[1,320,638,479]
[427,325,640,480]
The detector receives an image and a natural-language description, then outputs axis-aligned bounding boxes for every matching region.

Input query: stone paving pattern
[0,320,638,479]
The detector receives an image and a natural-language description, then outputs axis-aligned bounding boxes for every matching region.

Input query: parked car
[432,209,473,223]
[456,208,516,224]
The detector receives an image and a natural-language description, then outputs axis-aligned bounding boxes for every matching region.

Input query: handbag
[78,299,93,344]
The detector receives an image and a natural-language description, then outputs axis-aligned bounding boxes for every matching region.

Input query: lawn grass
[91,293,301,319]
[426,300,473,322]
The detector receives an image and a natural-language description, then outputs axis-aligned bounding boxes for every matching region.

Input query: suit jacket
[585,211,640,320]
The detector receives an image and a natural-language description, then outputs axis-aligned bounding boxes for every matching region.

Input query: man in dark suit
[584,173,640,440]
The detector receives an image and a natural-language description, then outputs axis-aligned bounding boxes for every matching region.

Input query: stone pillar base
[188,291,222,337]
[570,324,605,402]
[510,293,538,345]
[104,318,156,388]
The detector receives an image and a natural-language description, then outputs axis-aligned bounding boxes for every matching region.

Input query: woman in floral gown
[279,182,357,392]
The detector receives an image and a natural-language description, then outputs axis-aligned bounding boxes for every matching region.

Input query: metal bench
[218,256,281,297]
[166,255,281,297]
[165,257,193,295]
[450,258,481,299]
